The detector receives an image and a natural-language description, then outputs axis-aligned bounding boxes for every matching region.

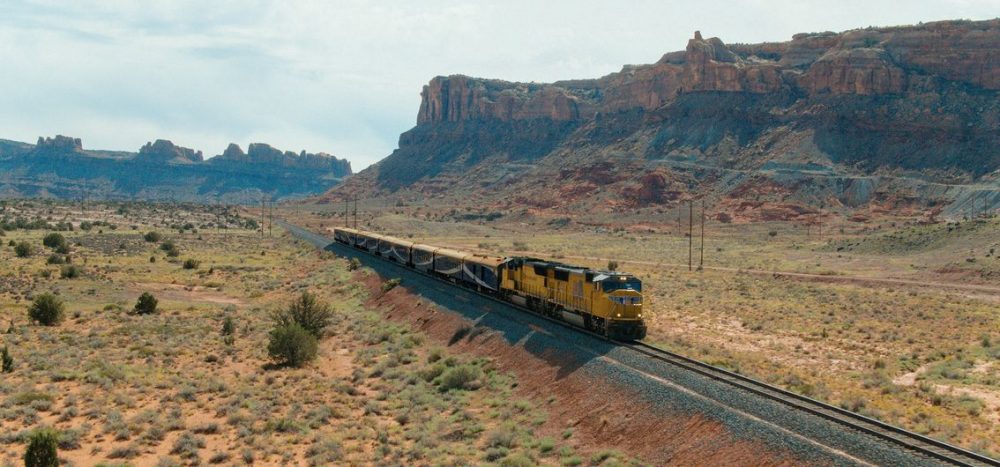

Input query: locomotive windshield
[600,277,642,293]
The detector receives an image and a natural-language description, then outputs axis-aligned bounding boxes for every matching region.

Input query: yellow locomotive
[333,227,647,340]
[499,258,645,340]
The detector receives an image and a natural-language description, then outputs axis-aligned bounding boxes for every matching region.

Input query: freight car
[333,227,646,340]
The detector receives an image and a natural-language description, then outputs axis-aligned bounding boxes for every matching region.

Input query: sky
[1,1,998,170]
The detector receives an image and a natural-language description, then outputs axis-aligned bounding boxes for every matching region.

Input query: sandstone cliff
[330,19,1000,220]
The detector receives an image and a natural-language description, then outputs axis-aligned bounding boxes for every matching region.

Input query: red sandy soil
[356,272,805,465]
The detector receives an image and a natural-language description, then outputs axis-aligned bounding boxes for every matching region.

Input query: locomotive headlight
[616,313,621,317]
[638,314,642,318]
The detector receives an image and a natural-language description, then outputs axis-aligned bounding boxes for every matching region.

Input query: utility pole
[344,197,349,227]
[353,197,358,230]
[688,199,693,271]
[260,197,265,238]
[700,199,705,269]
[268,199,273,237]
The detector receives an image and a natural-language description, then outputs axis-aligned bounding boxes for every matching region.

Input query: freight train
[333,227,647,340]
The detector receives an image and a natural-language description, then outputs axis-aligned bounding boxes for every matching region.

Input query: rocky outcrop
[417,76,592,123]
[212,143,352,174]
[138,139,204,163]
[36,135,82,152]
[0,136,353,201]
[800,48,906,95]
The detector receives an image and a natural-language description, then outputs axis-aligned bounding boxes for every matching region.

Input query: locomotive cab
[595,274,647,340]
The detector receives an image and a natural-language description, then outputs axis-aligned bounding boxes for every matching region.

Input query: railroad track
[622,341,997,467]
[281,221,998,466]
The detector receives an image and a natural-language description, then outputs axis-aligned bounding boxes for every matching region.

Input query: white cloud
[0,0,998,169]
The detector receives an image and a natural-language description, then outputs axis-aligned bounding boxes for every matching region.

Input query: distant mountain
[0,135,352,202]
[325,19,1000,221]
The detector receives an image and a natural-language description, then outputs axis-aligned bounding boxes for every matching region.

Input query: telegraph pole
[688,199,693,271]
[700,199,705,269]
[353,197,358,230]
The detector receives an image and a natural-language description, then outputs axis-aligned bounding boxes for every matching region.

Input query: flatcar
[332,227,646,341]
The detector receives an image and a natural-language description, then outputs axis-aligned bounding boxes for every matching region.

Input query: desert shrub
[267,323,318,368]
[438,364,482,392]
[485,425,518,449]
[24,427,59,467]
[221,316,235,336]
[306,437,343,464]
[607,260,619,271]
[381,278,401,292]
[1,346,13,373]
[133,292,158,315]
[42,233,66,249]
[15,241,32,257]
[170,432,205,459]
[272,291,332,338]
[60,265,82,279]
[160,241,180,257]
[182,259,200,270]
[143,231,162,242]
[348,257,362,271]
[46,254,65,265]
[28,293,65,326]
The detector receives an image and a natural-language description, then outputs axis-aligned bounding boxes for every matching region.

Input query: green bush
[133,292,158,315]
[28,293,65,326]
[60,265,81,279]
[381,278,401,292]
[347,257,361,271]
[15,241,32,258]
[24,427,59,467]
[160,240,180,257]
[143,231,162,242]
[42,233,66,249]
[438,364,482,391]
[267,323,318,368]
[182,259,200,270]
[46,254,65,265]
[221,316,235,336]
[272,291,332,338]
[1,345,13,373]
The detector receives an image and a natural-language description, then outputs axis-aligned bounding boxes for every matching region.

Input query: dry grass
[0,200,631,466]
